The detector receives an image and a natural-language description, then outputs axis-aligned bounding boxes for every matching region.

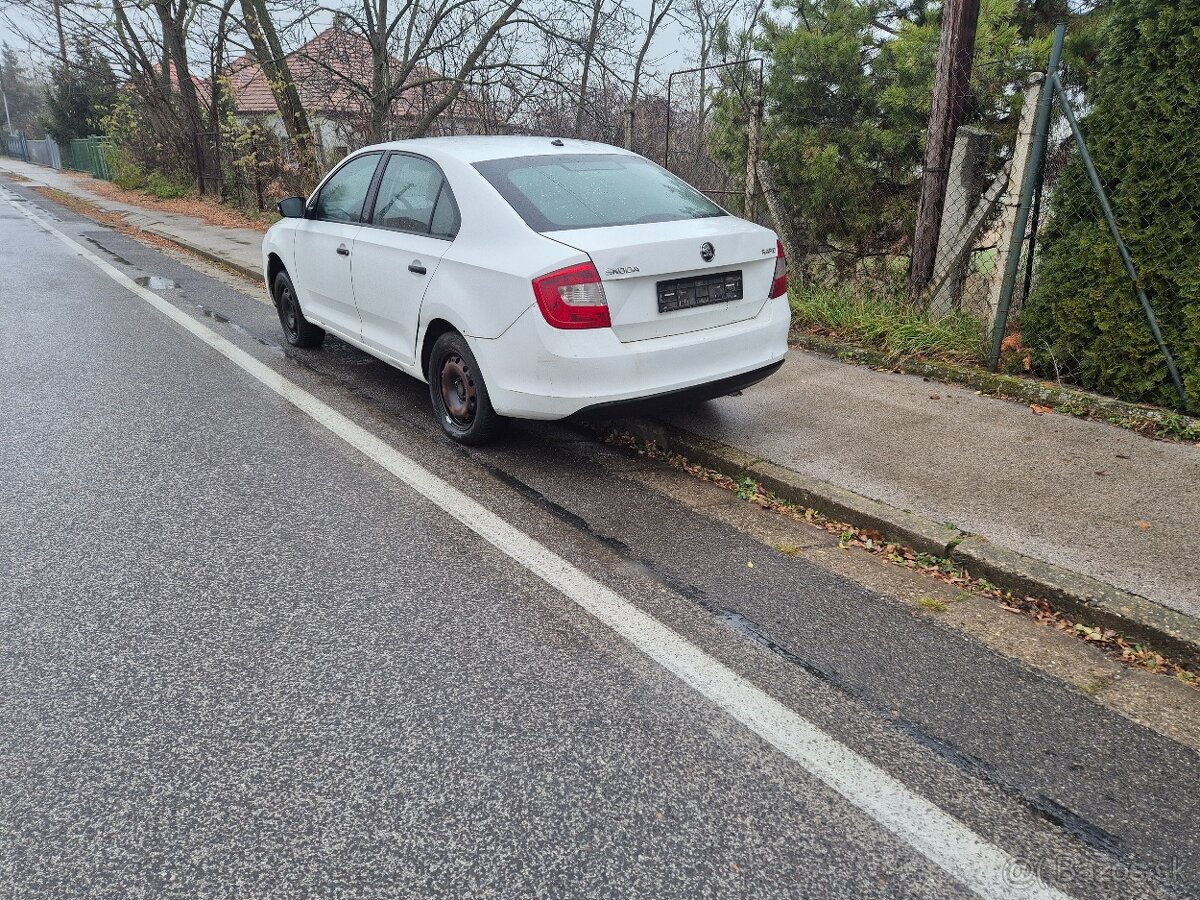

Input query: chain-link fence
[707,14,1196,411]
[732,49,1043,364]
[661,59,764,221]
[187,127,308,212]
[1013,43,1197,412]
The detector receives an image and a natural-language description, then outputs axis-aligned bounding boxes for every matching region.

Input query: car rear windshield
[473,153,727,232]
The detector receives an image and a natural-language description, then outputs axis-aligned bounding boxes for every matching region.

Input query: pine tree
[43,40,118,144]
[0,45,45,135]
[1022,0,1200,411]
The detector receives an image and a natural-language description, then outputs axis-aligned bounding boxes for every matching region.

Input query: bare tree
[623,0,676,149]
[293,0,526,145]
[238,0,318,176]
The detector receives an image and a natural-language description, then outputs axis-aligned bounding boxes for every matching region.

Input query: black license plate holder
[657,270,743,313]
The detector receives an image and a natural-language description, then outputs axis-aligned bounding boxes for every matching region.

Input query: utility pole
[908,0,981,300]
[0,60,12,135]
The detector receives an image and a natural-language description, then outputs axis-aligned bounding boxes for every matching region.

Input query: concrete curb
[792,333,1200,441]
[618,417,1200,668]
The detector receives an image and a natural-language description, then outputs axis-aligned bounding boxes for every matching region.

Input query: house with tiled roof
[225,25,486,163]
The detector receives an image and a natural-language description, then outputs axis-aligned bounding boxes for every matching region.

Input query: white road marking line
[7,190,1072,900]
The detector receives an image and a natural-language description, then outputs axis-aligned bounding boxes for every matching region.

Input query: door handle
[408,263,427,275]
[336,244,350,256]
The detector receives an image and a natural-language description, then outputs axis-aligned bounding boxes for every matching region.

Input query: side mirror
[277,196,307,218]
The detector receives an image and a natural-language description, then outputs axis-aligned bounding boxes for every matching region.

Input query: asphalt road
[0,182,1196,900]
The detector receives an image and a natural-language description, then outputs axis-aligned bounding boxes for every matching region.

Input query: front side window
[473,153,726,232]
[311,153,381,223]
[371,154,459,238]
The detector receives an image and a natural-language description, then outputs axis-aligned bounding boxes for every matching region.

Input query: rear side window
[312,153,381,223]
[429,187,460,238]
[370,153,460,237]
[473,154,726,232]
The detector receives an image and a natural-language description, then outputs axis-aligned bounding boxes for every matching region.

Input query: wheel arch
[266,253,286,303]
[419,318,462,379]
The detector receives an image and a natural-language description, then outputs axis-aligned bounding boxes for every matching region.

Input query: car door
[351,152,459,367]
[293,152,383,339]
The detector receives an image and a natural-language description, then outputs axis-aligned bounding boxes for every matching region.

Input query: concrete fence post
[927,126,993,316]
[984,73,1045,331]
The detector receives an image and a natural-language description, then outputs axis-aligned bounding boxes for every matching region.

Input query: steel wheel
[426,331,505,445]
[439,353,477,426]
[272,269,325,348]
[279,282,299,338]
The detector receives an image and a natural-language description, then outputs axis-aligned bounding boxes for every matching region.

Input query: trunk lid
[546,218,778,342]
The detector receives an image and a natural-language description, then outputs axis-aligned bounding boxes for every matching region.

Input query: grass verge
[789,284,986,363]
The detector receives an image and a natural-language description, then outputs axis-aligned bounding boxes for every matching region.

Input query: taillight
[769,240,788,299]
[532,261,611,329]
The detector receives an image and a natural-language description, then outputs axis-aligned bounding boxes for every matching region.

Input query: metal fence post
[987,23,1065,371]
[1050,72,1187,406]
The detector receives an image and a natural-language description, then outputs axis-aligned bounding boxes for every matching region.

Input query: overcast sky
[1,1,705,80]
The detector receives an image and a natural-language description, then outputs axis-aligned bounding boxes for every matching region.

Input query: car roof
[355,135,635,165]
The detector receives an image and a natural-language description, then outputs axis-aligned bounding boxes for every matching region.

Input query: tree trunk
[209,0,236,133]
[907,0,980,300]
[240,0,320,180]
[575,0,603,137]
[624,0,674,150]
[154,1,212,189]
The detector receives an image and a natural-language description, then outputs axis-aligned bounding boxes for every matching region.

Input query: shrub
[144,170,192,200]
[103,144,147,191]
[1022,0,1200,412]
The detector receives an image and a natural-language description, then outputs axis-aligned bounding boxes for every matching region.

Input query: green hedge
[1022,0,1200,412]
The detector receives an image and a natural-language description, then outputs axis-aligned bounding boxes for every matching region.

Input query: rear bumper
[570,359,784,420]
[470,294,790,420]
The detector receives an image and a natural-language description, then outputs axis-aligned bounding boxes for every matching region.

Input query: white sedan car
[262,136,790,444]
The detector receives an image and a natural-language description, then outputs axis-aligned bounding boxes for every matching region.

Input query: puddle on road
[134,275,178,289]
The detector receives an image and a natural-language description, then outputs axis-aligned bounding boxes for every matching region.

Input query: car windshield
[473,153,727,232]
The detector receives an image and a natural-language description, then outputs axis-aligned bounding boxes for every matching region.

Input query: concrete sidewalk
[655,352,1199,620]
[0,157,263,277]
[4,154,1196,643]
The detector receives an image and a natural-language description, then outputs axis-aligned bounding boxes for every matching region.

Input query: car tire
[273,270,325,348]
[427,331,506,445]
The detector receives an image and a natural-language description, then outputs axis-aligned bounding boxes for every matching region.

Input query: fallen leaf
[1136,520,1152,530]
[1030,404,1054,415]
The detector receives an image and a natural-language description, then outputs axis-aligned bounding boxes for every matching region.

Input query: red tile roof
[226,26,480,122]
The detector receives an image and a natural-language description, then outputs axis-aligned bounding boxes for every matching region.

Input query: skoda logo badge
[700,241,715,262]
